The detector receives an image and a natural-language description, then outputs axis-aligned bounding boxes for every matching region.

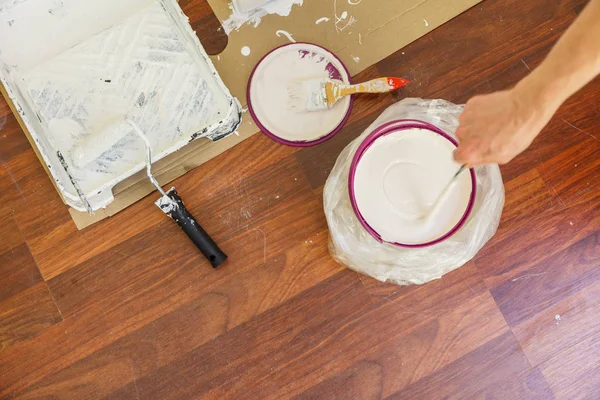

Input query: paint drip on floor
[223,0,303,34]
[275,30,296,42]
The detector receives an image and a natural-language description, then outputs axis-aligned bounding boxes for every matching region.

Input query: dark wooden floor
[1,0,599,398]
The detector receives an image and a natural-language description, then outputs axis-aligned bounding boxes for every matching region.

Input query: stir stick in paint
[420,165,467,221]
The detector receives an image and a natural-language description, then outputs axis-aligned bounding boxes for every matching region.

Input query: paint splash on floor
[275,29,296,43]
[333,0,358,32]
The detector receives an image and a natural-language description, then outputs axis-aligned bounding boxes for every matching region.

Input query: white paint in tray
[0,0,242,212]
[224,0,303,34]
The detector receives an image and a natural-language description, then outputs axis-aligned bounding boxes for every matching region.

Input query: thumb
[453,145,478,165]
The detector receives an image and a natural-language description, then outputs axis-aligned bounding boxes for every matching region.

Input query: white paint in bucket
[353,128,472,244]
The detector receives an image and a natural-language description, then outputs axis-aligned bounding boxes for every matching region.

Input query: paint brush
[287,77,409,112]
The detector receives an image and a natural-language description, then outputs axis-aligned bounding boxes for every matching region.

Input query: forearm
[515,0,600,115]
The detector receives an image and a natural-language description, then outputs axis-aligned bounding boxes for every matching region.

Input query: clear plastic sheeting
[324,98,505,285]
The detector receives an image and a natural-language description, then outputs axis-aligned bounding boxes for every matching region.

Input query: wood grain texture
[0,282,62,352]
[0,243,42,304]
[387,333,554,400]
[0,0,599,398]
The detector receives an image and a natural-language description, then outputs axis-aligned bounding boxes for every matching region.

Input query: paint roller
[70,118,227,268]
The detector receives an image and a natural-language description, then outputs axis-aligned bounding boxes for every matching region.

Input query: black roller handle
[156,188,227,268]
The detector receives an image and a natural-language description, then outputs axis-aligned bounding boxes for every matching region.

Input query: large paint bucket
[348,119,477,248]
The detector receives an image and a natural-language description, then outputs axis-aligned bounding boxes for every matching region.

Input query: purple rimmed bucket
[247,42,354,147]
[348,119,477,248]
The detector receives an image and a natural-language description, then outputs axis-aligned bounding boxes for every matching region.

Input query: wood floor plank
[385,333,552,400]
[0,96,10,119]
[537,137,600,210]
[490,232,600,327]
[475,198,600,288]
[540,330,600,400]
[499,168,559,228]
[293,360,384,400]
[11,235,343,399]
[0,113,33,163]
[0,282,62,352]
[0,209,24,258]
[512,277,600,367]
[472,368,556,400]
[0,243,43,304]
[10,291,230,399]
[2,148,75,244]
[105,271,370,400]
[0,188,328,397]
[104,262,492,399]
[290,291,508,399]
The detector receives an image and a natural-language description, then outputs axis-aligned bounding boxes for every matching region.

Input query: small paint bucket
[349,119,477,248]
[247,42,353,147]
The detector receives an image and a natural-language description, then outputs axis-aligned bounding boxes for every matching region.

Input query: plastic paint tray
[349,119,477,248]
[0,0,242,212]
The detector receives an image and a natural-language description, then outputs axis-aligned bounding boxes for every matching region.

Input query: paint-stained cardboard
[2,0,482,229]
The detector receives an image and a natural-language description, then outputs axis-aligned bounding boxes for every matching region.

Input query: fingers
[453,145,481,165]
[454,144,515,166]
[453,134,492,165]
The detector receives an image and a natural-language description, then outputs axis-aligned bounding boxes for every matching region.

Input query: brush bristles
[287,79,328,112]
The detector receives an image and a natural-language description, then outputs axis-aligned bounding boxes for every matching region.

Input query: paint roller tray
[0,0,242,212]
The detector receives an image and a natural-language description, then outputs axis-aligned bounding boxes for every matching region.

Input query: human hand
[453,88,554,165]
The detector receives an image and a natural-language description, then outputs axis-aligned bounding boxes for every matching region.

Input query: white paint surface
[0,0,153,70]
[249,43,351,143]
[333,4,356,32]
[224,0,303,34]
[315,17,330,24]
[241,46,251,56]
[354,129,472,244]
[0,0,241,211]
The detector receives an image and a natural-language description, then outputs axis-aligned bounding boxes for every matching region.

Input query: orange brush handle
[326,77,410,107]
[387,77,410,91]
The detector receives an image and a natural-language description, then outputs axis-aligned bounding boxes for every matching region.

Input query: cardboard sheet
[1,0,481,229]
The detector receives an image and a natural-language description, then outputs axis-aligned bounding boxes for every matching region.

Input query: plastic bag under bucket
[324,98,505,285]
